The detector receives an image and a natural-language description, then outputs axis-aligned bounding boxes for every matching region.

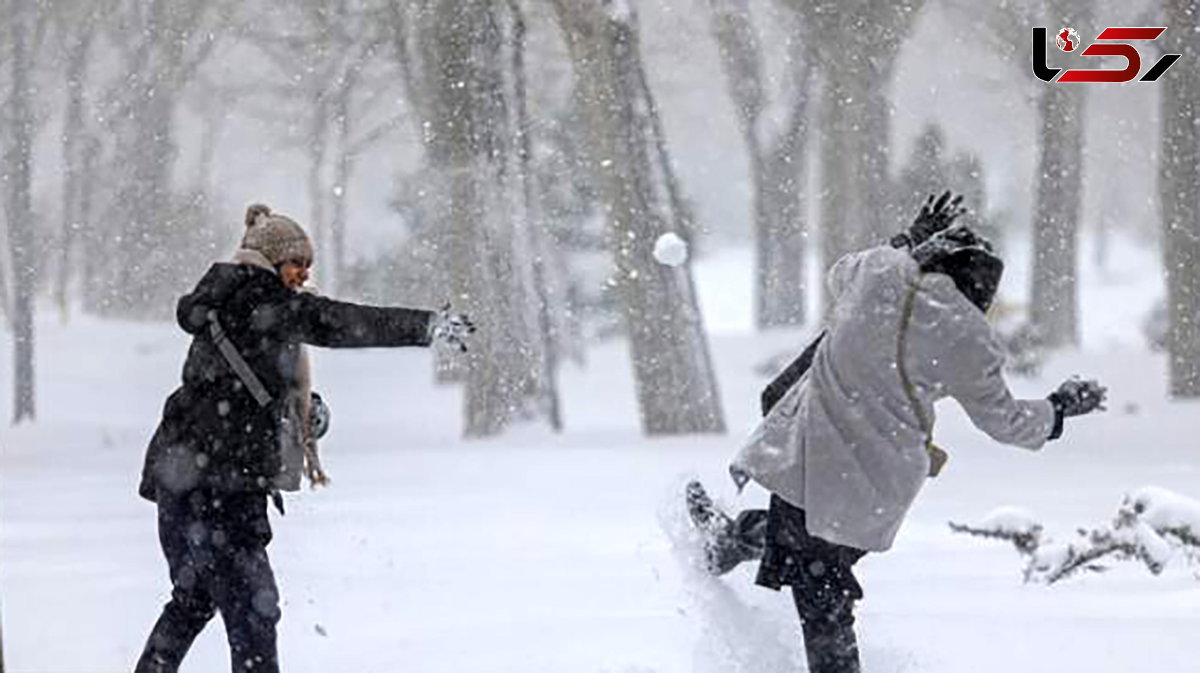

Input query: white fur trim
[232,248,277,273]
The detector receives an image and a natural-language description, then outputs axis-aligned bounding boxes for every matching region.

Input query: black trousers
[712,496,866,673]
[135,489,281,673]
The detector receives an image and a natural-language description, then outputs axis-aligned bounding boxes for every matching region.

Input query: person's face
[279,259,311,290]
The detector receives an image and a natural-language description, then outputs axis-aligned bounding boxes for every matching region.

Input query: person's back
[793,245,1056,551]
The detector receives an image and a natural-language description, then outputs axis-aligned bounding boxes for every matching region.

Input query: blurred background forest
[1,0,1198,437]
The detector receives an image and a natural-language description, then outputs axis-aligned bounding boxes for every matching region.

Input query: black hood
[912,227,1003,313]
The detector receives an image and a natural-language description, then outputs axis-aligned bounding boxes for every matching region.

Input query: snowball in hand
[653,232,689,267]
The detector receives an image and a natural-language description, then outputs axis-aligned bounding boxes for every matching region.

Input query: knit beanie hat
[240,204,314,267]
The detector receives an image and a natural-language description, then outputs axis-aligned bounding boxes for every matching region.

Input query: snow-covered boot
[686,481,766,575]
[686,480,732,530]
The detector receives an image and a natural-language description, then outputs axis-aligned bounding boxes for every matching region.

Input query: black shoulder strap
[206,309,273,408]
[760,331,826,417]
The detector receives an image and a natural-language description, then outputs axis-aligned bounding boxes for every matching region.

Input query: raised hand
[893,190,968,250]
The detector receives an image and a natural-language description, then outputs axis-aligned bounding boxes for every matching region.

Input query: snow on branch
[949,487,1200,585]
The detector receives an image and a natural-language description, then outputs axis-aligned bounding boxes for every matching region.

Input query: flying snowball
[653,232,689,267]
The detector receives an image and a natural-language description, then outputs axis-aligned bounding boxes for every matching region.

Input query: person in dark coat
[135,204,473,673]
[687,192,1107,673]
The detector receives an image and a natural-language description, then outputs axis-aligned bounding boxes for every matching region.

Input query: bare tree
[1160,0,1200,397]
[552,0,726,435]
[708,0,816,329]
[88,1,223,317]
[508,0,564,431]
[415,0,555,437]
[939,0,1098,348]
[236,1,399,295]
[785,0,925,310]
[1029,0,1093,349]
[2,0,46,423]
[51,1,107,321]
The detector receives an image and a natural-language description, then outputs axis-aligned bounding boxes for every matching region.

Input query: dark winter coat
[139,262,432,501]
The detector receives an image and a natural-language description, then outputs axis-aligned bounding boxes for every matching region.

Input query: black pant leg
[756,497,864,673]
[791,573,861,673]
[708,509,769,574]
[135,493,219,673]
[788,541,865,673]
[208,494,281,673]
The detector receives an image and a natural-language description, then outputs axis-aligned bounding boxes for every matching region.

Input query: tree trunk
[6,1,37,423]
[710,0,813,329]
[56,29,93,322]
[1029,0,1091,349]
[329,43,370,297]
[307,103,329,288]
[1030,81,1086,348]
[790,0,922,311]
[553,0,725,435]
[422,0,545,438]
[95,1,216,318]
[508,0,563,431]
[817,67,855,312]
[1160,0,1200,397]
[755,60,815,329]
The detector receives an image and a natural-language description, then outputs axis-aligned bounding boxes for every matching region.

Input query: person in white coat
[686,193,1107,673]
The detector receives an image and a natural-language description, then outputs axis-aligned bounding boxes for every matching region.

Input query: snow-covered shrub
[949,486,1200,584]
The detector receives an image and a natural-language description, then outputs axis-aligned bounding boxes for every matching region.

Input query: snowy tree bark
[4,0,38,423]
[307,104,330,284]
[1030,86,1085,347]
[552,0,726,435]
[1159,0,1200,398]
[420,0,548,438]
[787,0,924,310]
[709,0,815,329]
[53,2,105,322]
[55,26,91,320]
[331,75,355,297]
[1029,0,1091,349]
[508,0,564,431]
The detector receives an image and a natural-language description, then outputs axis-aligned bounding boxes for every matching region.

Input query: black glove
[1048,378,1108,417]
[891,190,967,250]
[430,303,477,353]
[1047,378,1107,439]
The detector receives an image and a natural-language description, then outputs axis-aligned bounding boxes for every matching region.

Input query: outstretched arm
[277,293,434,349]
[949,353,1057,450]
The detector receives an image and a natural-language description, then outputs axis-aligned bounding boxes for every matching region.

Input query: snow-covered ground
[2,243,1198,673]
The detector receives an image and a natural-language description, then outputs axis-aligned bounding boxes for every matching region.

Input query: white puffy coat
[732,246,1055,552]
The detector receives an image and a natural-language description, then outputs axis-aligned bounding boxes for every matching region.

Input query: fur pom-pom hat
[240,203,314,267]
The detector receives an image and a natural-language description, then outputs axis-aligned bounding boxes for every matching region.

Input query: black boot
[685,481,767,575]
